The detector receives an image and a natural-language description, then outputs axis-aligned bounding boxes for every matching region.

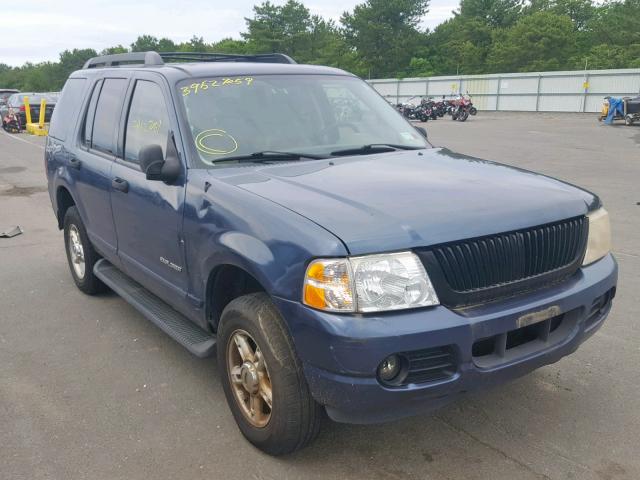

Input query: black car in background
[0,89,20,105]
[0,92,57,129]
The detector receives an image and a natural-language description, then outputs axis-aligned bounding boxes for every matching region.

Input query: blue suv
[46,52,617,455]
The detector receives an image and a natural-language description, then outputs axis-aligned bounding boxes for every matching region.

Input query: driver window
[124,81,170,164]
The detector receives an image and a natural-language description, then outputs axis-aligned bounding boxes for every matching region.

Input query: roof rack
[83,52,164,69]
[159,52,296,64]
[83,51,296,69]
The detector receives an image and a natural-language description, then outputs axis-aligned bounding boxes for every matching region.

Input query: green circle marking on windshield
[195,129,239,156]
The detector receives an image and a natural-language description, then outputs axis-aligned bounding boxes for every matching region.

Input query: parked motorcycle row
[394,95,478,122]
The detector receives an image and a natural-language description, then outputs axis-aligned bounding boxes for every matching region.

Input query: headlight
[303,251,439,313]
[583,208,611,266]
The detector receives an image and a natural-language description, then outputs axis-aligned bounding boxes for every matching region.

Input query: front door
[109,75,188,304]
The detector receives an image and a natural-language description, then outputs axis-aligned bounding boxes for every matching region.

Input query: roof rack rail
[83,52,164,69]
[159,52,297,64]
[82,51,296,69]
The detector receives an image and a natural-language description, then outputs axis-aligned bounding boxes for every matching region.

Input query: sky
[0,0,457,67]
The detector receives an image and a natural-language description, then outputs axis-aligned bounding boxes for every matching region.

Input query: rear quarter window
[49,78,87,141]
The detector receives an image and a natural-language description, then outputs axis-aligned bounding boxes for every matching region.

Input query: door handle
[112,177,129,193]
[68,155,81,170]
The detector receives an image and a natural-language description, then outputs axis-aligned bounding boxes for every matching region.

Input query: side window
[124,81,170,164]
[48,78,87,141]
[91,78,127,154]
[82,80,102,147]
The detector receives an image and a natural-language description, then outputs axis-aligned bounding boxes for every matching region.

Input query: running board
[94,259,215,357]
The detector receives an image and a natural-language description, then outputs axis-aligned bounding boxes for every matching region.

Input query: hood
[213,148,597,255]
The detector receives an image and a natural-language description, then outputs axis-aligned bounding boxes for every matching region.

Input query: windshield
[178,74,428,165]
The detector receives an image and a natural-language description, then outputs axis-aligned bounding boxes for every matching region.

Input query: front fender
[183,170,348,305]
[199,235,276,300]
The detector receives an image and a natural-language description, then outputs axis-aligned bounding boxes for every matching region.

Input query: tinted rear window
[91,79,127,154]
[48,79,87,141]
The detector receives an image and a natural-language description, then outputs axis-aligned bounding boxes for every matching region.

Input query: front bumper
[273,254,618,424]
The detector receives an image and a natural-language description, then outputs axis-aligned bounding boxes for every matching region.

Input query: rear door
[109,72,188,303]
[72,76,129,258]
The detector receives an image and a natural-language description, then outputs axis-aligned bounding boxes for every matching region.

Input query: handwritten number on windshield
[182,77,254,96]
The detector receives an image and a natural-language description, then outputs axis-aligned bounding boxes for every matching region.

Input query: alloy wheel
[227,329,273,428]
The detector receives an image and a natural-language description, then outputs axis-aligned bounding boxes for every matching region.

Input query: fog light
[378,355,401,382]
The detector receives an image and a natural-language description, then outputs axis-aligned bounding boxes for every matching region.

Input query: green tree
[583,0,640,45]
[243,1,313,60]
[242,0,360,70]
[458,0,524,28]
[427,16,494,74]
[210,38,249,54]
[157,38,178,51]
[58,49,97,72]
[180,36,207,52]
[130,35,176,52]
[551,0,595,29]
[527,0,595,29]
[571,43,640,69]
[100,45,128,55]
[130,35,160,52]
[402,56,436,77]
[487,12,577,72]
[341,0,429,78]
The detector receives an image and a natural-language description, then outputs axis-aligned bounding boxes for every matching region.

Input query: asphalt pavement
[1,112,638,480]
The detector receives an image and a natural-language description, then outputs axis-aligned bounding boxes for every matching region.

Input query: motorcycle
[450,95,474,122]
[2,107,21,134]
[415,98,437,121]
[432,98,448,118]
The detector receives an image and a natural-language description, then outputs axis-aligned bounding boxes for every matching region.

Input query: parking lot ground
[1,113,638,480]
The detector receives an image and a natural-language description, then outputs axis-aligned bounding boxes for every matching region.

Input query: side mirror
[139,145,166,180]
[138,133,181,183]
[414,126,428,140]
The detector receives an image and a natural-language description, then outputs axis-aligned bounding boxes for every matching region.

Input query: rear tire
[625,114,634,126]
[63,206,106,295]
[217,293,322,455]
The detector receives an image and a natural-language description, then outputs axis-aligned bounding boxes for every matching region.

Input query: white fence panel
[398,80,426,100]
[499,95,537,111]
[538,95,582,112]
[368,68,640,113]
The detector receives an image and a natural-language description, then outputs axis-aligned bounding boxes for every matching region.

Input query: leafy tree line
[2,0,639,92]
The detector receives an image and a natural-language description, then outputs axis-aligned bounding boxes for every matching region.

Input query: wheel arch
[205,262,269,332]
[56,185,77,229]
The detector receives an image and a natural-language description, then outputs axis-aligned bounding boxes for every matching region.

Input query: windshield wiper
[212,151,326,163]
[330,144,424,157]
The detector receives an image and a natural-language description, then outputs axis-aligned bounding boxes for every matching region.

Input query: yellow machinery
[23,96,49,136]
[598,99,609,122]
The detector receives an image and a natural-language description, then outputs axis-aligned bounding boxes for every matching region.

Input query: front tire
[63,206,106,295]
[217,293,322,455]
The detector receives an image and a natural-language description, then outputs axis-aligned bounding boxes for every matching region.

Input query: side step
[94,259,215,357]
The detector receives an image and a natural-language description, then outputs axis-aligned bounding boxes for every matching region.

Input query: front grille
[419,216,588,307]
[402,346,457,385]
